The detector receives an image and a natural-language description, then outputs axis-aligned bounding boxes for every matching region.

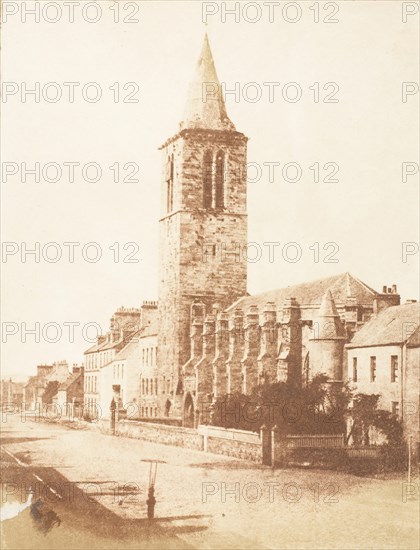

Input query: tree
[210,375,352,435]
[346,393,404,446]
[209,392,255,431]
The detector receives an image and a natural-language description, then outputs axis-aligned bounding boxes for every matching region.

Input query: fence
[346,447,380,459]
[285,434,345,449]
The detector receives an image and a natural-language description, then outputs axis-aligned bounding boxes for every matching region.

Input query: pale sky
[1,1,419,379]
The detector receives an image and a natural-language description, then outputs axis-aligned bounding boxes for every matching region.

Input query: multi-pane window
[352,357,358,382]
[392,401,399,416]
[390,355,398,383]
[370,356,376,382]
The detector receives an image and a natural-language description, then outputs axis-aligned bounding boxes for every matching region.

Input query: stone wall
[99,418,263,462]
[198,425,262,463]
[206,437,261,462]
[111,419,203,451]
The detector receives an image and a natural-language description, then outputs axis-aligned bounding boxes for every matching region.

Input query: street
[1,415,418,549]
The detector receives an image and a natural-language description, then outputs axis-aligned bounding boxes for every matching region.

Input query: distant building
[54,365,84,418]
[137,320,159,418]
[23,361,70,410]
[87,303,157,419]
[0,379,24,407]
[83,306,142,418]
[99,311,158,420]
[346,301,420,447]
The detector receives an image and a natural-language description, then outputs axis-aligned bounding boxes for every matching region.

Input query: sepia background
[2,0,419,378]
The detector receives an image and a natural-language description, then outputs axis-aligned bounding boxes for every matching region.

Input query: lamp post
[110,398,116,435]
[141,459,166,519]
[407,435,412,484]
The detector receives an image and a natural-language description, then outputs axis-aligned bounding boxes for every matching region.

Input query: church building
[153,35,401,426]
[95,35,408,428]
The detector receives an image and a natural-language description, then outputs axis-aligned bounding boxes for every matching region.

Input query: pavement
[0,414,418,549]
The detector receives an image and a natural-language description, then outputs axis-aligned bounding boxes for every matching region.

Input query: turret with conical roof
[309,289,346,383]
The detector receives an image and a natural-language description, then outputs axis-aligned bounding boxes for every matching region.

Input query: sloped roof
[112,316,158,363]
[113,337,142,363]
[84,340,106,354]
[24,375,43,389]
[85,307,158,355]
[228,272,378,313]
[84,331,135,355]
[58,372,82,391]
[347,302,420,348]
[407,326,420,347]
[140,315,158,338]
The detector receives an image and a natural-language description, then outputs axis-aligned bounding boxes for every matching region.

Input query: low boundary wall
[98,419,263,462]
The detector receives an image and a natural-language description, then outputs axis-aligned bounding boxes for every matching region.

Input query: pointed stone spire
[180,34,236,131]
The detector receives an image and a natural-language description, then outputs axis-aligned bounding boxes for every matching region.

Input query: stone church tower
[157,35,248,417]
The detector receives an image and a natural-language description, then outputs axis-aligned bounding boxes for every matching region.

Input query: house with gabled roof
[98,313,158,419]
[23,361,70,410]
[83,306,144,418]
[54,366,84,418]
[346,301,420,448]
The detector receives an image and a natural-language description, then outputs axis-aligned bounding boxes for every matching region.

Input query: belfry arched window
[202,149,213,208]
[215,150,225,209]
[166,154,174,213]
